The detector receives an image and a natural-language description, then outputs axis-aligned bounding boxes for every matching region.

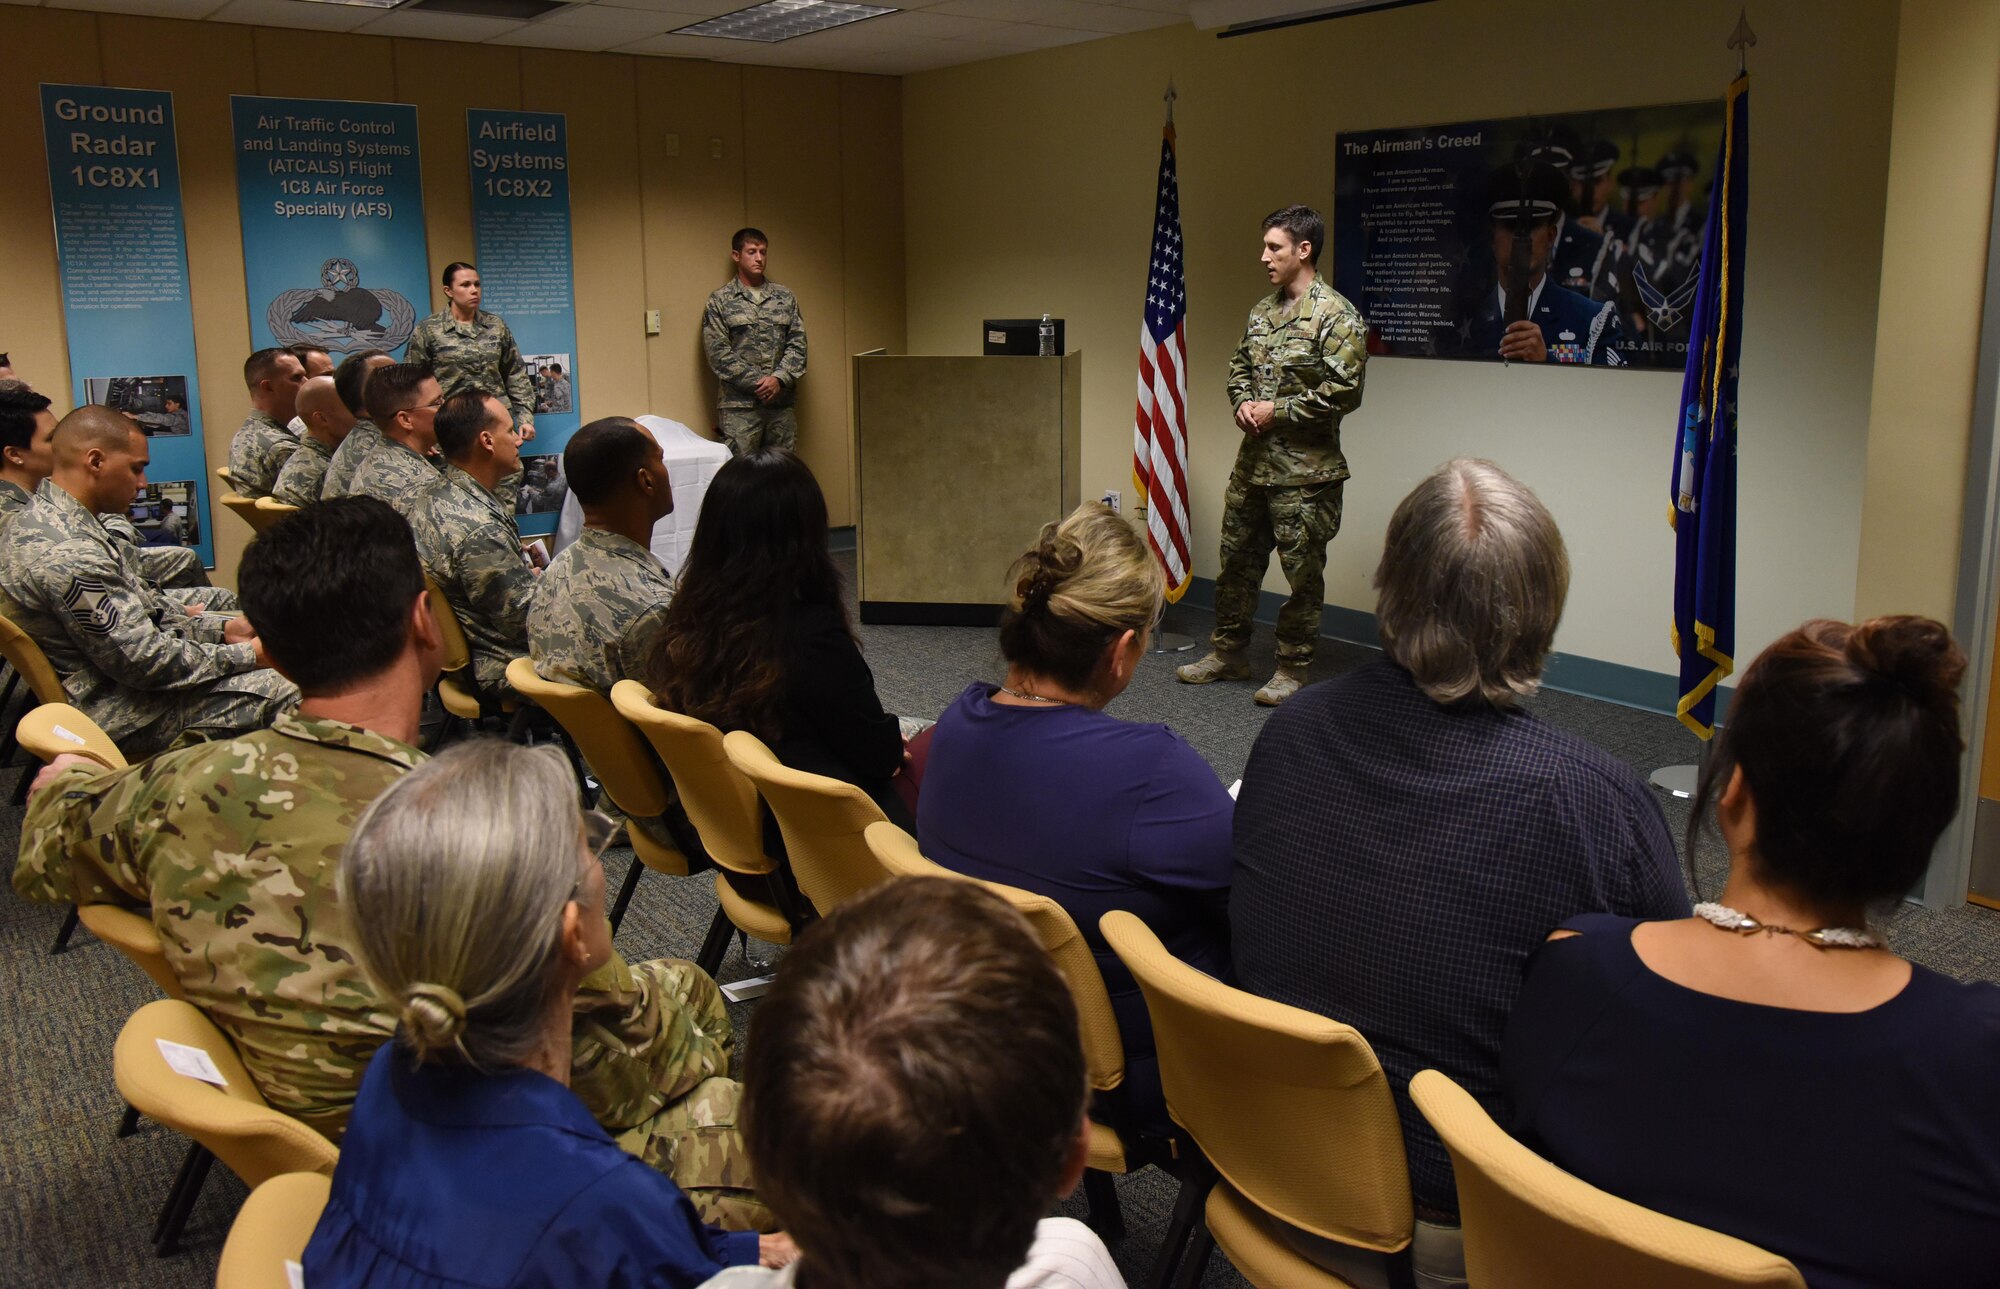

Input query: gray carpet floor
[4,555,1996,1287]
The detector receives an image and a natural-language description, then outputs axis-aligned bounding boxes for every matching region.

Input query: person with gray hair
[305,739,791,1289]
[1227,458,1688,1289]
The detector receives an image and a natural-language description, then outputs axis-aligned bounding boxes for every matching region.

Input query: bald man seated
[0,406,298,758]
[272,375,358,505]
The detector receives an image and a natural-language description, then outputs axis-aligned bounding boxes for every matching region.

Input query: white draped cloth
[552,414,731,577]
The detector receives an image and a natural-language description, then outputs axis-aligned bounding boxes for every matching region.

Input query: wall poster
[467,108,579,537]
[231,96,429,359]
[1333,101,1724,370]
[40,83,216,566]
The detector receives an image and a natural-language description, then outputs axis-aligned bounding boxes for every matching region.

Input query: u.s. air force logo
[62,577,120,635]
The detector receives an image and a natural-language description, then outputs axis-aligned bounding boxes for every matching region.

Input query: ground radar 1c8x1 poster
[1332,101,1724,370]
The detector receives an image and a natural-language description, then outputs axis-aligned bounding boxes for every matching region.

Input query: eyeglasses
[567,809,619,908]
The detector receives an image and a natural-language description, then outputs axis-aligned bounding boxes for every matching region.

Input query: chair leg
[1169,1224,1215,1289]
[1082,1169,1126,1242]
[1148,1156,1215,1289]
[695,906,734,978]
[504,706,533,744]
[555,732,594,808]
[12,760,34,807]
[606,855,645,935]
[50,904,81,955]
[153,1142,213,1255]
[0,667,21,769]
[117,1104,142,1138]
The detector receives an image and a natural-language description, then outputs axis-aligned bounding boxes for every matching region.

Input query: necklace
[996,684,1069,705]
[1693,902,1884,950]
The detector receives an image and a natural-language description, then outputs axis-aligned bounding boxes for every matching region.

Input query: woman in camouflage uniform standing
[406,262,539,442]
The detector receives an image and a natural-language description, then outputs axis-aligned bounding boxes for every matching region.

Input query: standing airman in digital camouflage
[409,389,535,705]
[0,406,296,757]
[13,497,767,1229]
[406,262,539,441]
[703,227,808,456]
[1178,205,1367,707]
[226,347,306,497]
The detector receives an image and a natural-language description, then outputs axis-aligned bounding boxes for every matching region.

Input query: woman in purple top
[917,503,1234,1135]
[1503,617,2000,1289]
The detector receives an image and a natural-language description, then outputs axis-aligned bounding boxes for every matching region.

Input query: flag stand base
[1149,599,1201,654]
[1648,764,1700,799]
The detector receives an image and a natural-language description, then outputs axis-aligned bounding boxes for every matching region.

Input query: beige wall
[1857,0,2000,622]
[1,10,904,584]
[904,0,1934,680]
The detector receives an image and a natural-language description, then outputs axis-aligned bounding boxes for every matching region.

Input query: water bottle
[1038,313,1055,357]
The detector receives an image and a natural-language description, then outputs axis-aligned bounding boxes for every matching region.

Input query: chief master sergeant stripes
[1178,204,1367,707]
[702,227,807,456]
[0,405,296,758]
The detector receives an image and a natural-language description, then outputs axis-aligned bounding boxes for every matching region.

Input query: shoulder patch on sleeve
[61,576,120,635]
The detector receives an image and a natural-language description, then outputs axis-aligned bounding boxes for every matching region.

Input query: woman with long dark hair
[1502,616,2000,1288]
[645,448,908,825]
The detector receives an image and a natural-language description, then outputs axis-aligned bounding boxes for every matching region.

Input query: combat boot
[1176,650,1251,684]
[1254,664,1310,706]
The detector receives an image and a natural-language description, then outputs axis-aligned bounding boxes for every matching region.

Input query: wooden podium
[853,351,1083,625]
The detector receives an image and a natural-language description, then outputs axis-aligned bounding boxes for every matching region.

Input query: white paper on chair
[1228,779,1242,800]
[156,1038,227,1086]
[286,1260,306,1289]
[50,723,87,746]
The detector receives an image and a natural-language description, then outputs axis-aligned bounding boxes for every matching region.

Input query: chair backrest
[16,702,128,770]
[505,658,669,819]
[216,1172,332,1289]
[422,573,472,674]
[79,904,184,999]
[1103,909,1414,1255]
[611,680,773,879]
[1409,1070,1806,1289]
[0,612,67,705]
[867,821,1127,1096]
[113,1000,339,1189]
[253,496,301,521]
[724,729,886,915]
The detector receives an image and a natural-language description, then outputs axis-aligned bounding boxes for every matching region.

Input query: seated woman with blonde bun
[304,740,794,1288]
[916,502,1234,1137]
[1503,616,2000,1289]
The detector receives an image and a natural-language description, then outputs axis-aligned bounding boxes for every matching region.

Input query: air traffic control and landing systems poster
[231,96,429,359]
[40,84,216,566]
[468,108,579,537]
[1333,102,1723,370]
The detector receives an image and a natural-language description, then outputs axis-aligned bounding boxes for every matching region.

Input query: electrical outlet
[644,309,661,335]
[1101,490,1121,513]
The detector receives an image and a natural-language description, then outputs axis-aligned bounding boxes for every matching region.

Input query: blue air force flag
[1670,74,1749,739]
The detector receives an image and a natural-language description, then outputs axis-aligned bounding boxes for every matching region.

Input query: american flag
[1134,115,1193,601]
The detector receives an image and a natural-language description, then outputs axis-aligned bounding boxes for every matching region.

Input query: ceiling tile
[951,20,1100,48]
[207,0,381,31]
[1088,0,1187,12]
[612,27,748,54]
[595,0,743,15]
[532,2,680,30]
[929,0,1159,31]
[828,42,979,73]
[46,0,226,18]
[356,8,524,37]
[487,20,625,45]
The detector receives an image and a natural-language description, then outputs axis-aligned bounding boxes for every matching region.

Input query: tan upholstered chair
[1102,909,1415,1289]
[611,681,802,964]
[214,467,264,535]
[114,1000,339,1254]
[216,1172,332,1289]
[723,729,888,916]
[423,574,516,733]
[1,606,69,791]
[1409,1070,1806,1289]
[11,691,121,955]
[253,495,301,524]
[505,657,719,945]
[866,821,1160,1240]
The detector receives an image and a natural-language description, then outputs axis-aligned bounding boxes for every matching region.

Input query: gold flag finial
[1164,78,1177,127]
[1728,8,1757,73]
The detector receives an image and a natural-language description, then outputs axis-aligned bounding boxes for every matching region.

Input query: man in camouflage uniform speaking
[0,406,296,757]
[409,389,534,706]
[14,497,769,1229]
[1177,204,1367,706]
[702,227,808,456]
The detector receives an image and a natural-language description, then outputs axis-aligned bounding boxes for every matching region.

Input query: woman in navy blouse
[1503,616,2000,1289]
[917,502,1235,1136]
[304,740,789,1288]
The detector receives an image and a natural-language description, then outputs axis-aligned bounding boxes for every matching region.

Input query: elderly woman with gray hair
[302,740,792,1288]
[1228,458,1689,1289]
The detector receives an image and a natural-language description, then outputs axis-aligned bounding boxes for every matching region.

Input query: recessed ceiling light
[672,0,895,43]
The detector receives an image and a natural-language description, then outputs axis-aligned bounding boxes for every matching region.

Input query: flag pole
[1652,11,1753,807]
